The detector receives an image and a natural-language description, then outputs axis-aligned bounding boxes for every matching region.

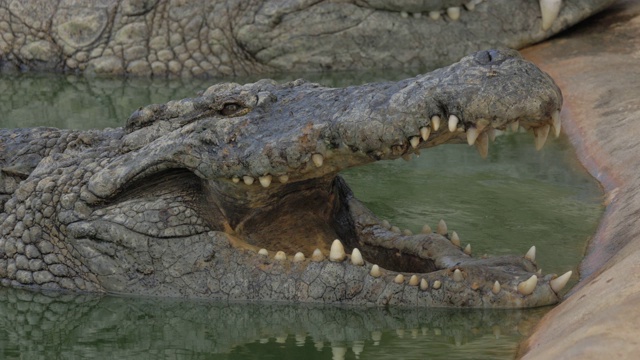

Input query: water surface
[0,72,603,359]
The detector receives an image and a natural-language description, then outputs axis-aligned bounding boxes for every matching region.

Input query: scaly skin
[0,50,565,307]
[0,0,614,77]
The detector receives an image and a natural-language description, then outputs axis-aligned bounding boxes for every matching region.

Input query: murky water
[0,72,602,359]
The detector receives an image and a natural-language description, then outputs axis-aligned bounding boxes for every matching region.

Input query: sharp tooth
[517,275,538,295]
[433,280,442,289]
[409,275,419,286]
[332,346,347,360]
[410,136,420,149]
[447,7,461,20]
[420,126,431,140]
[452,269,463,282]
[540,0,563,31]
[450,231,461,247]
[525,246,536,262]
[243,176,255,185]
[231,176,240,183]
[437,219,448,235]
[278,175,289,183]
[467,127,479,145]
[329,239,346,262]
[492,281,501,294]
[429,11,441,20]
[312,154,324,167]
[371,330,382,345]
[510,120,520,132]
[258,248,268,256]
[381,220,391,229]
[293,252,305,262]
[394,274,405,284]
[552,110,561,137]
[537,268,543,276]
[464,2,475,11]
[370,264,382,277]
[475,132,489,159]
[431,115,441,131]
[274,251,286,261]
[487,127,496,142]
[550,270,572,292]
[464,244,471,255]
[420,278,429,290]
[391,226,401,233]
[311,248,325,262]
[351,248,365,266]
[421,224,432,233]
[402,229,413,236]
[400,11,409,18]
[448,115,459,132]
[534,125,550,150]
[259,175,272,188]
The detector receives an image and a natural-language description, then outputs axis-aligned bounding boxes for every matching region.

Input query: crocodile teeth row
[401,1,481,21]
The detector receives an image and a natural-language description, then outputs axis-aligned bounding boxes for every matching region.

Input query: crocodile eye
[220,103,242,116]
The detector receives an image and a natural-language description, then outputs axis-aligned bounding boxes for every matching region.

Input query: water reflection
[0,287,548,359]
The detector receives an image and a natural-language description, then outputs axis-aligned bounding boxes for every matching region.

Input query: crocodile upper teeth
[540,0,563,30]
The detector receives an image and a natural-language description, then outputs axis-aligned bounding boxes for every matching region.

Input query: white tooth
[540,0,563,30]
[312,153,324,167]
[329,239,346,262]
[259,175,272,188]
[420,126,431,140]
[400,11,409,18]
[433,280,442,289]
[293,252,305,262]
[351,248,365,266]
[467,127,479,146]
[408,275,419,286]
[413,12,421,19]
[231,176,240,183]
[311,248,325,262]
[394,274,405,284]
[431,115,441,131]
[422,224,432,233]
[276,335,287,343]
[243,176,255,185]
[278,174,289,183]
[295,333,306,346]
[492,281,501,294]
[464,2,475,11]
[274,251,286,260]
[552,110,561,137]
[534,125,550,150]
[550,270,572,293]
[537,268,543,276]
[402,229,413,236]
[410,136,420,149]
[517,275,538,295]
[332,346,347,360]
[381,220,391,229]
[371,330,382,344]
[487,127,496,142]
[370,264,382,277]
[450,231,461,247]
[428,11,441,20]
[352,341,364,357]
[475,132,489,159]
[420,278,429,290]
[437,219,448,235]
[391,226,401,233]
[464,244,471,255]
[447,7,461,20]
[448,115,459,132]
[258,248,268,256]
[525,246,536,262]
[510,120,520,132]
[453,269,463,282]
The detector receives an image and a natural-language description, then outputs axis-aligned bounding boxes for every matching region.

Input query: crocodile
[0,0,615,77]
[0,49,571,307]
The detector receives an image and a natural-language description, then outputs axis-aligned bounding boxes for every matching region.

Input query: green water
[0,72,603,359]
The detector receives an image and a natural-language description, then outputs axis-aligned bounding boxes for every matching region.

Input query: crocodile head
[0,50,569,307]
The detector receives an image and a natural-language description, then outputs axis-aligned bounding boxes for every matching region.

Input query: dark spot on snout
[474,49,522,65]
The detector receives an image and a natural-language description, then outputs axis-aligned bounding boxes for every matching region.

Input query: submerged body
[0,50,569,307]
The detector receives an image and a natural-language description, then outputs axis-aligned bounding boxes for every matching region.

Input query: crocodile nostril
[475,50,493,65]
